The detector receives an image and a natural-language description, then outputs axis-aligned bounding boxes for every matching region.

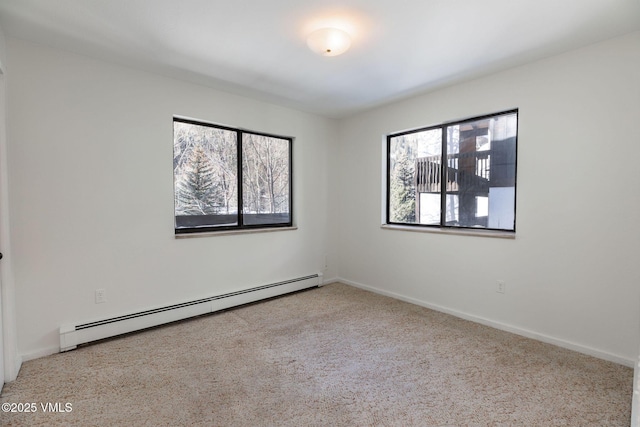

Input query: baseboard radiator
[59,273,323,352]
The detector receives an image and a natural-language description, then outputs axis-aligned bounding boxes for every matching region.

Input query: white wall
[334,32,640,365]
[6,38,336,359]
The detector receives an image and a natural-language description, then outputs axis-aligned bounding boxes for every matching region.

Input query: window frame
[174,117,293,235]
[386,109,518,233]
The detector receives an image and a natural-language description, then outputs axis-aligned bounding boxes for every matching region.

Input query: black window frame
[174,117,293,235]
[386,109,518,233]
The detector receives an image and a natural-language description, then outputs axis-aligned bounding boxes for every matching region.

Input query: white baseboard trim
[321,275,339,286]
[20,347,59,363]
[338,277,635,368]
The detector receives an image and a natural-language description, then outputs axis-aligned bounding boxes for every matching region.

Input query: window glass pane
[389,128,441,224]
[174,121,238,229]
[242,133,291,225]
[418,193,440,224]
[444,112,517,230]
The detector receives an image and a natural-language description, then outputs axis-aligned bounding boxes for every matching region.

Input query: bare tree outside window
[173,118,292,233]
[242,134,290,225]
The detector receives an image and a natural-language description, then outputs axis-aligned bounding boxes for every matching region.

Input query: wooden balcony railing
[415,151,491,195]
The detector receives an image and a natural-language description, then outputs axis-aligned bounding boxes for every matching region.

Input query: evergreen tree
[175,145,216,215]
[390,152,416,223]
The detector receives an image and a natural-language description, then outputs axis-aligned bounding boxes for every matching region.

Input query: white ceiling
[0,0,638,118]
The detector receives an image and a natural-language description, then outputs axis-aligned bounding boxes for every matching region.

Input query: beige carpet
[0,283,633,426]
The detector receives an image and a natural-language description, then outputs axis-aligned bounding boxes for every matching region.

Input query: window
[387,110,517,232]
[173,118,292,234]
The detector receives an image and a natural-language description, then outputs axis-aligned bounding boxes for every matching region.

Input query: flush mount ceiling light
[307,27,352,57]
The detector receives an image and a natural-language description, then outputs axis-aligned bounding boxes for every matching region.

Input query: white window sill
[175,226,298,239]
[381,224,515,239]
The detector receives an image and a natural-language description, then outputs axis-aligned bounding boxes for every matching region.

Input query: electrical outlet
[95,288,107,304]
[496,280,506,294]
